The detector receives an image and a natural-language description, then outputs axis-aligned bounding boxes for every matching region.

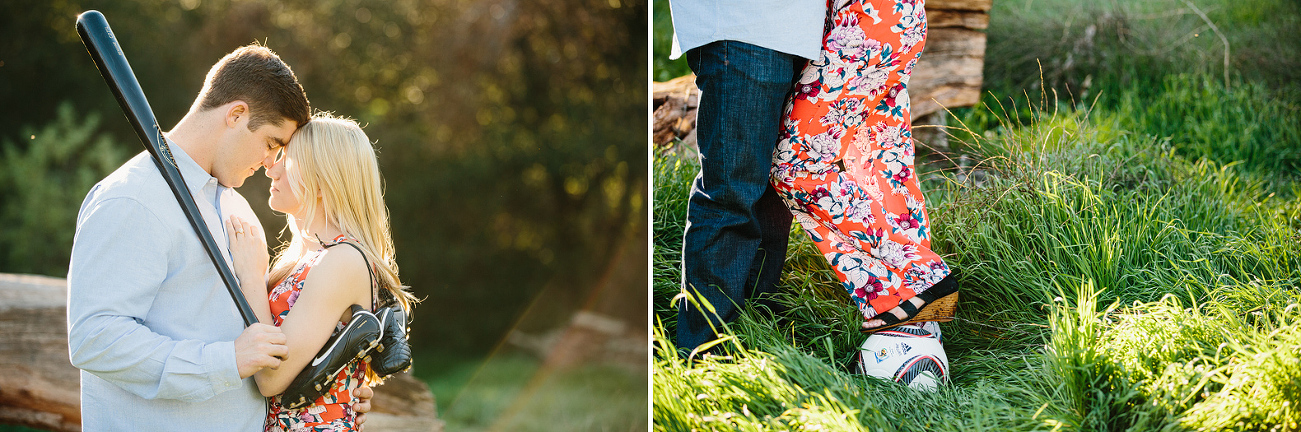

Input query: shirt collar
[166,137,223,199]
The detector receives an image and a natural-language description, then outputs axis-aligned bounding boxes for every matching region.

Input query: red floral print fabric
[772,0,951,321]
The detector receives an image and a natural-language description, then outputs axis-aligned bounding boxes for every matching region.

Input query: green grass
[980,0,1301,101]
[1111,75,1301,180]
[949,76,1301,188]
[416,352,648,431]
[651,72,1301,430]
[652,0,689,82]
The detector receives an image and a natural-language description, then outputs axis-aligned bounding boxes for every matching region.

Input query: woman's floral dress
[265,235,371,432]
[772,0,952,322]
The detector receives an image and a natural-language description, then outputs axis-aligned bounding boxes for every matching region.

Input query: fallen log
[911,27,987,119]
[928,0,993,11]
[652,74,700,153]
[0,273,442,432]
[0,274,78,432]
[927,9,990,30]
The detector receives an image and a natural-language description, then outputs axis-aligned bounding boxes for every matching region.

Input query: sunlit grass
[652,74,1301,430]
[416,353,647,431]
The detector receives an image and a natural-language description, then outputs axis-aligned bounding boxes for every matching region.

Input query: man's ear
[225,101,250,129]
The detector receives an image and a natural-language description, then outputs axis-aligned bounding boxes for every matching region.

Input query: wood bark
[0,273,442,432]
[0,274,78,432]
[652,74,700,152]
[911,29,987,119]
[927,0,993,12]
[927,10,990,29]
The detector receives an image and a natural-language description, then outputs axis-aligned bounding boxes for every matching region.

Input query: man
[669,0,827,354]
[67,45,373,431]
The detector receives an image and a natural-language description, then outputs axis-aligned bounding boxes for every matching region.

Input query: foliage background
[0,0,647,429]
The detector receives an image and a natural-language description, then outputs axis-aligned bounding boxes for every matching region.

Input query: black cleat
[280,304,382,409]
[371,304,413,377]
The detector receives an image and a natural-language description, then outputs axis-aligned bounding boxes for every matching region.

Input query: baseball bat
[76,10,260,327]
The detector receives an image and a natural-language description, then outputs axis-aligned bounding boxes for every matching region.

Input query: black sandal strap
[874,310,903,326]
[916,273,959,304]
[898,300,920,316]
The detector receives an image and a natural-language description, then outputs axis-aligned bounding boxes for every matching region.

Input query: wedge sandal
[860,274,959,334]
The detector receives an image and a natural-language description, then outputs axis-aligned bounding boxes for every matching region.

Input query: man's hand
[234,323,287,378]
[353,385,374,429]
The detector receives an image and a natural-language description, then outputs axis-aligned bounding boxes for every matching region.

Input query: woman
[772,0,959,337]
[227,114,416,431]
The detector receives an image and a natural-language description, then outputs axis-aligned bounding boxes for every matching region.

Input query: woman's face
[265,150,305,216]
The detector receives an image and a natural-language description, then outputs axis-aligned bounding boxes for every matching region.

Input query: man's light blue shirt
[67,142,266,431]
[668,0,827,61]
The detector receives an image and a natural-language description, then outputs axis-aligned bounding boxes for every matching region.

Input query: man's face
[213,117,297,188]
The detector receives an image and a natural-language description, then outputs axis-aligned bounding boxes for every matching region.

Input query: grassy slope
[653,82,1301,429]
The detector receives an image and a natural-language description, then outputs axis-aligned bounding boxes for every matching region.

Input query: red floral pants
[771,0,951,321]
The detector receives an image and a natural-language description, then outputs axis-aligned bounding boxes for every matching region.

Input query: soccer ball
[855,322,949,391]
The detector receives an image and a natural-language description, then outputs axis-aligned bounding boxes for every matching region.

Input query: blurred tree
[0,102,128,274]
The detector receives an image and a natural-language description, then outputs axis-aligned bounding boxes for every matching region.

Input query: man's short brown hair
[196,44,310,130]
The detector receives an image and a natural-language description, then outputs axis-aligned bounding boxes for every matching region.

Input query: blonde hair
[266,114,416,313]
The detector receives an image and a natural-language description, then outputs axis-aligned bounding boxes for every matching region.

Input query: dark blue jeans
[677,40,800,353]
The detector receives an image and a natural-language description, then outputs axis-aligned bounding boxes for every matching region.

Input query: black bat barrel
[75,11,165,166]
[76,10,261,327]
